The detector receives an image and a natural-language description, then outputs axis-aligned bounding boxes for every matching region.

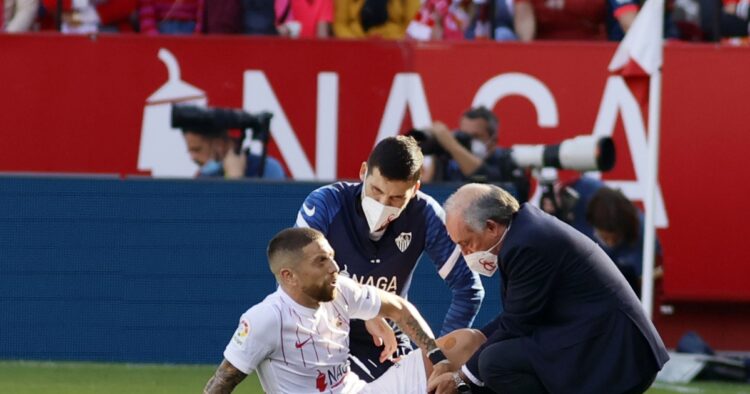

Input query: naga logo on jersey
[315,363,348,392]
[395,232,412,252]
[350,273,398,293]
[232,320,250,346]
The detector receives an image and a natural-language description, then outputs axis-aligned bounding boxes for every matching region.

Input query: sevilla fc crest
[395,232,412,252]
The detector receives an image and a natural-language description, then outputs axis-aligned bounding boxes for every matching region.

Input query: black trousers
[478,338,548,394]
[477,338,658,394]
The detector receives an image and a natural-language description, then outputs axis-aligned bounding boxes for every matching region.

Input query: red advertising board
[1,34,749,302]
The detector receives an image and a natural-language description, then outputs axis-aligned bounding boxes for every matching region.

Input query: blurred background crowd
[2,0,748,43]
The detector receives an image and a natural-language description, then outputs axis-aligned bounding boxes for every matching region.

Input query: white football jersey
[224,276,382,394]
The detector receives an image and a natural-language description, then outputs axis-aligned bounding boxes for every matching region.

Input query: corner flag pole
[608,0,665,319]
[641,66,662,320]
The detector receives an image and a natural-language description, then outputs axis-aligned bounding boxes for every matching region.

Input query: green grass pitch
[0,361,748,393]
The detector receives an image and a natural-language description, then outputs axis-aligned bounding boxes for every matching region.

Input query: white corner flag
[609,0,665,75]
[608,0,665,320]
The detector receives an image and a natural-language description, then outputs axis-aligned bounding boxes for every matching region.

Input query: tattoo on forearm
[203,359,247,394]
[398,314,439,352]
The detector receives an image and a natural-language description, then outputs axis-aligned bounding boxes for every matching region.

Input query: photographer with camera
[413,106,530,202]
[182,129,285,179]
[173,105,286,180]
[541,174,662,296]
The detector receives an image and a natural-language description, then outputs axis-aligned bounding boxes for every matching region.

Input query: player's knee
[436,329,486,365]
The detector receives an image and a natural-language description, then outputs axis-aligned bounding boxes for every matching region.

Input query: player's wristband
[427,348,448,365]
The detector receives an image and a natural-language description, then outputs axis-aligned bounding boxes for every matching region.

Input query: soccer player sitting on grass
[203,227,485,394]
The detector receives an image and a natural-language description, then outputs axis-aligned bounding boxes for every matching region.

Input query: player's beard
[305,281,337,303]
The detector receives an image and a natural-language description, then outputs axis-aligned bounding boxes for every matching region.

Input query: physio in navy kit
[295,136,484,382]
[429,183,669,394]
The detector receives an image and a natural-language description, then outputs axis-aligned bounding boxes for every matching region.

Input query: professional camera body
[171,104,273,147]
[171,104,274,177]
[407,127,615,205]
[521,135,614,223]
[406,128,472,158]
[408,127,615,173]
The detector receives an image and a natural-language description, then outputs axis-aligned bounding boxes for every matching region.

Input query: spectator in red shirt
[276,0,334,38]
[97,0,138,32]
[405,0,472,41]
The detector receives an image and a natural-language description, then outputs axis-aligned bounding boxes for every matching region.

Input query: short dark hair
[267,227,325,267]
[585,187,639,245]
[366,136,423,182]
[462,106,499,142]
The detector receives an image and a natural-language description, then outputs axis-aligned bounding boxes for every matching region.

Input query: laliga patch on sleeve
[232,320,251,346]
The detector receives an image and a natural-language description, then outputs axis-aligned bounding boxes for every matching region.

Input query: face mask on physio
[360,174,408,234]
[463,220,512,277]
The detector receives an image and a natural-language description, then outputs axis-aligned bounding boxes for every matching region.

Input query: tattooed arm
[203,359,247,394]
[375,290,440,354]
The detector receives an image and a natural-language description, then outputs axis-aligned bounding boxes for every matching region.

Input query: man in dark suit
[428,183,669,394]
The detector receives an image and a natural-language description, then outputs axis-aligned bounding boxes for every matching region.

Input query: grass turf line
[1,361,749,393]
[0,361,263,394]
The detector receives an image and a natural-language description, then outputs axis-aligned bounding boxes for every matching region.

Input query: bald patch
[445,183,519,232]
[445,183,493,215]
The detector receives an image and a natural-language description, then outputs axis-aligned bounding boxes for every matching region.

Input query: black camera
[171,104,273,144]
[406,128,472,157]
[171,104,275,177]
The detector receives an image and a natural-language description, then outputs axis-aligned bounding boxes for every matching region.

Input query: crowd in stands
[1,0,748,42]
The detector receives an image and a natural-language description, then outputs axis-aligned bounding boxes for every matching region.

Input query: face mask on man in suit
[462,220,511,277]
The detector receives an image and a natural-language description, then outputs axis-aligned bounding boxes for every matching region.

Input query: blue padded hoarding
[0,176,502,363]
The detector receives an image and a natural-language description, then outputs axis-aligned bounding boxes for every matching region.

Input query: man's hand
[365,317,399,363]
[431,121,455,148]
[222,147,247,179]
[427,371,459,394]
[429,120,484,176]
[428,359,456,382]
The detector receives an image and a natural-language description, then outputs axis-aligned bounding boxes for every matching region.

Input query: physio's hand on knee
[428,361,454,386]
[427,371,458,394]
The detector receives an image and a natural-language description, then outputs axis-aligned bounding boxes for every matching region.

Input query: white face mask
[470,138,488,158]
[463,221,511,277]
[360,177,407,234]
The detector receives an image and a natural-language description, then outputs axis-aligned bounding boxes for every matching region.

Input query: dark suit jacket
[466,204,669,394]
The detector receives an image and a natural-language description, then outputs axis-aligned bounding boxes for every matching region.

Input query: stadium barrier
[0,176,502,363]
